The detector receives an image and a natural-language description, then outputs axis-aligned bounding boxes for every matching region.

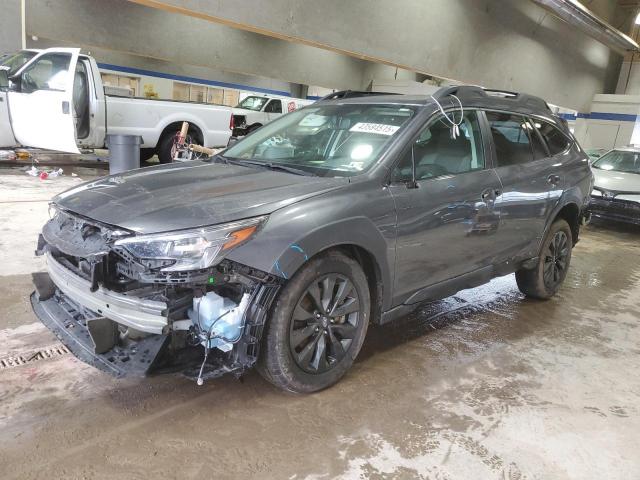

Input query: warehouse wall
[0,0,22,54]
[127,0,623,111]
[28,38,303,99]
[25,0,368,93]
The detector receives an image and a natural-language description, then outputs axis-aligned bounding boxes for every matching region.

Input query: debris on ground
[0,150,17,161]
[25,165,64,180]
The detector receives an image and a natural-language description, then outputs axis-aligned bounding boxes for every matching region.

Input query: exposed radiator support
[531,0,639,53]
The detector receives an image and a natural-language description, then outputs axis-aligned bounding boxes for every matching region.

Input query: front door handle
[62,101,70,114]
[547,174,561,185]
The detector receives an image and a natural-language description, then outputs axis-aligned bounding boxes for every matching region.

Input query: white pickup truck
[232,95,313,136]
[0,48,233,163]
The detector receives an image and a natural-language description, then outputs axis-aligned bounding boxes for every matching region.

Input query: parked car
[586,148,608,163]
[232,95,313,136]
[588,146,640,224]
[31,86,592,393]
[0,48,233,163]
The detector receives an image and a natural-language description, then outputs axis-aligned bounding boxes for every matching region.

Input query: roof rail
[433,85,551,113]
[319,90,399,101]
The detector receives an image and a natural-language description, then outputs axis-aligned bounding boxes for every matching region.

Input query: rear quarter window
[534,121,571,156]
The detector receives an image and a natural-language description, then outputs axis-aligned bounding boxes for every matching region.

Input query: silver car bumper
[46,252,168,334]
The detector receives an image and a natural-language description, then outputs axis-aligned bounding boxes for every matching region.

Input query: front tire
[516,219,573,299]
[257,251,370,393]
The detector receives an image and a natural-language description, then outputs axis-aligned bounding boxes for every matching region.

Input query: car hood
[53,161,347,233]
[593,168,640,193]
[232,107,260,115]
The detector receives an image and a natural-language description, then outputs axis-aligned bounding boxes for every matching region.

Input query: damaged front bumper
[31,209,281,382]
[587,196,640,225]
[31,287,168,377]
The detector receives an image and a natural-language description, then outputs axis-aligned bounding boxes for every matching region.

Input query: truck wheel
[140,148,156,163]
[257,251,370,393]
[157,133,176,164]
[516,219,573,299]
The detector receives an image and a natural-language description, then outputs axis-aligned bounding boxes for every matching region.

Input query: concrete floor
[0,166,639,479]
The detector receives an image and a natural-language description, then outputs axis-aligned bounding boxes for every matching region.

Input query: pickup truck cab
[0,48,233,163]
[232,95,313,136]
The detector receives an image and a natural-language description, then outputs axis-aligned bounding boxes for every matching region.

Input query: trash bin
[106,135,142,174]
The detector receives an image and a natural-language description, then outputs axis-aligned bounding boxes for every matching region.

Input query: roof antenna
[430,94,464,139]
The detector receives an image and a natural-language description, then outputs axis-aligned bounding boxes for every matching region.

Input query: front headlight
[114,216,266,272]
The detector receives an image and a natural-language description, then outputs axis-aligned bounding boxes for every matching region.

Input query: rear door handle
[547,174,560,185]
[481,188,501,202]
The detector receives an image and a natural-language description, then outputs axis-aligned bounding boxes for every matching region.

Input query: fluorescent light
[636,11,640,25]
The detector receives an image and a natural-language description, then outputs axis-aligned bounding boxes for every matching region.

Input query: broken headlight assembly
[114,216,266,271]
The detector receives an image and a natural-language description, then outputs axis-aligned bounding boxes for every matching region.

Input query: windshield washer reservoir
[189,292,250,351]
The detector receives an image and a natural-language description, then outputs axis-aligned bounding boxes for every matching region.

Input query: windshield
[593,150,640,175]
[0,50,38,76]
[236,96,270,111]
[224,104,416,177]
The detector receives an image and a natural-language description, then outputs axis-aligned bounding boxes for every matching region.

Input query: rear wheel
[516,219,573,299]
[257,251,370,393]
[140,148,156,163]
[157,132,179,164]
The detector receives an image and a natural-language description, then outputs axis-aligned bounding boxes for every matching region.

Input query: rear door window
[525,118,549,160]
[533,120,571,156]
[486,112,533,167]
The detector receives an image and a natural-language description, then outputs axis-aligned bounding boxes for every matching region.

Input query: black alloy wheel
[543,230,570,289]
[289,274,360,374]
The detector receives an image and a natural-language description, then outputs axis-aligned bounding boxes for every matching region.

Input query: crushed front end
[587,189,640,225]
[31,206,280,383]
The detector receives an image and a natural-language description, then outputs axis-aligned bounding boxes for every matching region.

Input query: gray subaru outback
[31,86,592,392]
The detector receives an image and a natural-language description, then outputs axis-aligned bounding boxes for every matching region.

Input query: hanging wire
[430,94,464,139]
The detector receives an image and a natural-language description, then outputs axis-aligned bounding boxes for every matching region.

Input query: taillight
[229,114,234,131]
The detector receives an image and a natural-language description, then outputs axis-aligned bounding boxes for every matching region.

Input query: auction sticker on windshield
[350,122,400,136]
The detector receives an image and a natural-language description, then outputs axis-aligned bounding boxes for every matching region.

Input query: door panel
[389,110,503,305]
[7,48,81,153]
[390,169,503,303]
[0,90,17,147]
[76,57,106,148]
[485,112,555,259]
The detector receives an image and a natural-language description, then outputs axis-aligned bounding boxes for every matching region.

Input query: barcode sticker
[350,122,400,136]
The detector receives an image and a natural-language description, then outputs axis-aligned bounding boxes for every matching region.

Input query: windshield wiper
[226,158,316,176]
[202,154,229,164]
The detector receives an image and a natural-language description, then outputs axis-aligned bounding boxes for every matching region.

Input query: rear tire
[257,251,370,393]
[140,148,155,163]
[516,219,573,299]
[157,133,176,164]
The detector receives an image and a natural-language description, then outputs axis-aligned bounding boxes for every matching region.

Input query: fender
[155,114,206,147]
[538,185,585,251]
[227,183,397,309]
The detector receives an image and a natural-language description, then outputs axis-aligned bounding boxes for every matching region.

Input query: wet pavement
[0,166,639,479]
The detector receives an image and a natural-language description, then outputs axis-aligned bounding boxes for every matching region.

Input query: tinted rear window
[534,121,571,156]
[486,112,533,167]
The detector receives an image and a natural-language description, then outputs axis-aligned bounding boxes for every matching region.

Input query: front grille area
[588,196,640,224]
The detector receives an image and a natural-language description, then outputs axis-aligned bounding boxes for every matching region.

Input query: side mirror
[226,136,239,148]
[0,69,8,89]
